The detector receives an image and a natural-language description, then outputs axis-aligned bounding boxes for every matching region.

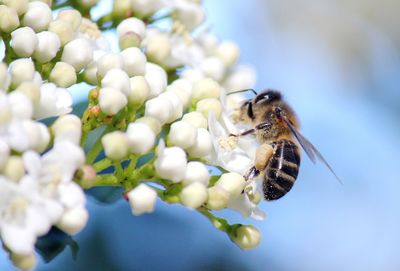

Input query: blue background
[2,1,400,270]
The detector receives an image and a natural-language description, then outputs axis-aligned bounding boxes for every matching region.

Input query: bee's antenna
[227,89,257,96]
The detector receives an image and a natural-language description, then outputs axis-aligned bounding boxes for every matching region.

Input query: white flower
[10,252,37,271]
[3,155,25,181]
[145,29,171,63]
[121,47,147,76]
[22,1,52,32]
[168,120,197,149]
[56,206,88,235]
[145,63,167,98]
[206,185,229,210]
[182,112,207,129]
[222,65,256,92]
[196,98,222,119]
[0,62,11,90]
[49,62,77,88]
[201,57,225,82]
[135,116,162,135]
[98,87,127,115]
[9,58,35,88]
[0,5,20,33]
[216,41,240,67]
[11,27,38,57]
[229,225,261,250]
[191,78,221,103]
[128,76,150,106]
[155,140,187,183]
[33,83,72,119]
[130,0,163,18]
[187,128,213,158]
[182,161,210,187]
[144,96,173,124]
[0,140,10,171]
[126,122,156,154]
[166,84,190,108]
[116,17,146,41]
[168,0,205,30]
[61,38,93,72]
[96,52,124,79]
[52,114,82,145]
[2,0,28,16]
[127,184,157,215]
[158,91,183,122]
[101,131,129,160]
[33,31,61,63]
[179,182,207,209]
[57,9,82,31]
[101,68,130,97]
[8,91,33,119]
[48,19,74,46]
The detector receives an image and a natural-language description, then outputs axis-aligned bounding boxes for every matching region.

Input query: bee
[229,89,341,200]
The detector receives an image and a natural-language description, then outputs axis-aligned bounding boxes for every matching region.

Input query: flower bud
[57,206,89,235]
[128,76,150,106]
[187,128,212,158]
[223,65,256,92]
[11,253,37,271]
[121,47,146,76]
[166,84,190,108]
[159,91,183,122]
[201,57,225,82]
[144,96,173,124]
[0,5,20,32]
[191,78,220,103]
[127,184,157,215]
[11,27,38,57]
[0,94,12,125]
[4,155,25,181]
[196,98,222,119]
[145,63,167,98]
[181,68,204,83]
[52,114,82,145]
[119,31,142,49]
[155,142,187,183]
[17,120,50,152]
[0,141,10,171]
[112,0,132,17]
[0,63,10,90]
[172,78,192,95]
[182,112,207,129]
[96,52,124,79]
[117,17,146,41]
[101,68,130,97]
[48,19,74,46]
[49,62,77,88]
[180,182,208,209]
[135,116,161,135]
[216,172,246,197]
[206,185,230,210]
[98,87,127,115]
[168,121,197,149]
[8,91,33,119]
[33,83,73,119]
[22,1,52,32]
[126,122,156,154]
[175,1,205,30]
[9,58,35,88]
[102,131,129,160]
[2,0,28,16]
[229,225,261,250]
[216,41,240,67]
[61,38,93,72]
[131,0,163,18]
[57,9,82,31]
[33,31,61,63]
[182,161,210,187]
[145,30,171,63]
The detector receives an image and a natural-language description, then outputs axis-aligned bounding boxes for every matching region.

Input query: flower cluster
[0,0,262,269]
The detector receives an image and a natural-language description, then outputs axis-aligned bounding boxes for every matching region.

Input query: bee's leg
[229,128,255,137]
[245,166,260,180]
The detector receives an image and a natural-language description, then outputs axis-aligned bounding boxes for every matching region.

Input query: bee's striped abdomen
[263,139,300,200]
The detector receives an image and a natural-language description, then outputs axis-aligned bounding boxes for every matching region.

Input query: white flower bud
[61,38,93,72]
[98,87,127,115]
[215,172,246,197]
[0,63,11,90]
[159,91,183,122]
[22,1,52,32]
[128,76,150,106]
[144,96,173,124]
[112,0,132,17]
[34,83,72,119]
[121,47,146,76]
[229,225,261,250]
[49,62,77,88]
[168,121,197,149]
[196,98,222,119]
[201,57,225,82]
[174,1,205,30]
[182,112,207,129]
[216,41,240,67]
[119,31,141,49]
[187,128,212,158]
[181,68,204,83]
[0,93,12,125]
[9,58,35,88]
[223,65,256,92]
[101,131,129,160]
[155,142,187,183]
[166,84,190,108]
[33,31,61,63]
[183,161,210,187]
[48,19,74,46]
[0,141,10,171]
[101,68,130,96]
[180,182,208,209]
[126,122,156,154]
[2,0,28,16]
[4,156,25,181]
[57,9,82,31]
[191,78,220,103]
[206,185,230,210]
[11,27,38,57]
[172,78,192,95]
[127,184,157,215]
[145,30,171,63]
[117,17,146,41]
[131,0,163,18]
[96,52,124,79]
[20,120,49,152]
[52,114,82,145]
[57,206,89,235]
[135,116,161,135]
[0,5,20,32]
[145,63,167,98]
[11,253,37,271]
[8,91,33,119]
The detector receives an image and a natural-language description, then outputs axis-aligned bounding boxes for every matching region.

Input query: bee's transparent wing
[281,115,342,184]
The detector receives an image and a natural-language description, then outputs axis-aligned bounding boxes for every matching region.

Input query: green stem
[85,174,121,189]
[198,208,231,233]
[2,33,13,65]
[114,161,124,179]
[85,125,113,164]
[124,155,138,175]
[93,158,112,172]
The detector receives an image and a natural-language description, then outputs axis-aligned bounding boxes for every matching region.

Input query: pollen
[218,135,238,151]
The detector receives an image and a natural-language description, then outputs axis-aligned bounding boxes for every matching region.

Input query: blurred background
[2,0,400,270]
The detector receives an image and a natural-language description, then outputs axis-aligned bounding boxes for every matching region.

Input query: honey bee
[229,89,341,200]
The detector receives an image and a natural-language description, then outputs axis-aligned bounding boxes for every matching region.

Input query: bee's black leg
[244,166,260,180]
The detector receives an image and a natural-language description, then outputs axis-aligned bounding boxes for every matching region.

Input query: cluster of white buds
[0,0,261,269]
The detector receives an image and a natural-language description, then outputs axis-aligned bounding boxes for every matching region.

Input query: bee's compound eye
[274,107,282,117]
